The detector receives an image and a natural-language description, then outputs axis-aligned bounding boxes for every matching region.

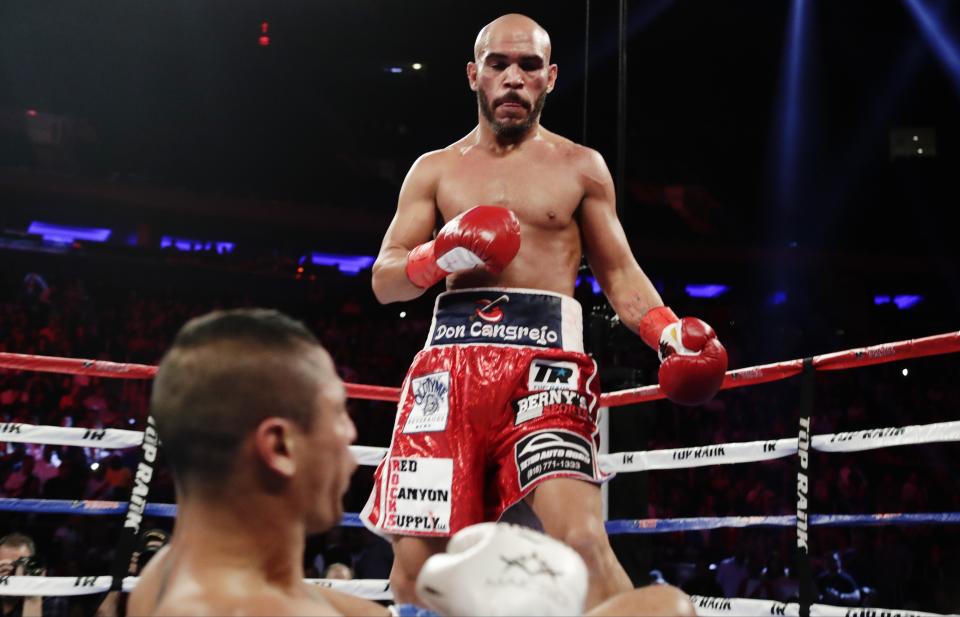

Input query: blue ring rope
[2,499,957,533]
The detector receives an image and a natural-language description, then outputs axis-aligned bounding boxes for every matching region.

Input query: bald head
[474,14,552,63]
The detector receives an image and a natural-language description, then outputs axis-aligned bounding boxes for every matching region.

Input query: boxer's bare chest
[435,144,585,230]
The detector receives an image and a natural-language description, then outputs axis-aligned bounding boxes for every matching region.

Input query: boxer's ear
[546,63,558,93]
[252,418,296,478]
[466,61,478,91]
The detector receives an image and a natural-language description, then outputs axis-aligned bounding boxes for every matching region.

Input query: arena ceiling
[1,0,958,260]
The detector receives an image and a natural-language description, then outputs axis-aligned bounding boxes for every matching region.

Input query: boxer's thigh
[489,349,606,520]
[525,476,607,544]
[391,535,448,583]
[366,346,486,537]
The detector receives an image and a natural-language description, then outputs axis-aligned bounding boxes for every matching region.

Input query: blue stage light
[685,285,729,298]
[28,222,111,243]
[893,295,923,310]
[574,276,602,295]
[903,0,960,97]
[161,236,235,254]
[310,253,376,274]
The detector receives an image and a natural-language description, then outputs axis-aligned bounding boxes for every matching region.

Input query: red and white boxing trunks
[361,288,610,538]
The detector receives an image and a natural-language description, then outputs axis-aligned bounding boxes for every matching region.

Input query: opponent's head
[151,308,357,532]
[468,14,557,140]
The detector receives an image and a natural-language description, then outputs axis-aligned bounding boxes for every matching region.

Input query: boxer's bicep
[578,148,663,330]
[372,151,443,303]
[380,152,442,255]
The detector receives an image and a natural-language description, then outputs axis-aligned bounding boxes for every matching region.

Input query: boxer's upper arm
[579,149,635,279]
[371,151,444,303]
[378,151,442,257]
[578,148,663,329]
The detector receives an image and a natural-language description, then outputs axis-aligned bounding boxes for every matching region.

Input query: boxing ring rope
[1,417,959,476]
[0,330,957,615]
[0,574,947,617]
[3,330,956,406]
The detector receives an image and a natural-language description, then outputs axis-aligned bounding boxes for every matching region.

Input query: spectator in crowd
[0,533,67,617]
[323,563,354,581]
[2,456,40,499]
[715,544,749,598]
[817,551,861,607]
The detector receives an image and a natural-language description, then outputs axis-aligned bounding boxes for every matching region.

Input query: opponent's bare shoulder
[127,545,170,616]
[146,582,342,617]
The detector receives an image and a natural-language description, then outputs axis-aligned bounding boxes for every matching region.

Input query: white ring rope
[0,577,954,617]
[5,419,957,473]
[602,419,960,473]
[0,576,391,600]
[689,595,956,617]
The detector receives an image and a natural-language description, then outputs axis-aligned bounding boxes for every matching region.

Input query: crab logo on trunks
[514,430,595,491]
[527,359,579,391]
[383,457,453,534]
[474,297,507,323]
[402,372,450,434]
[512,389,589,425]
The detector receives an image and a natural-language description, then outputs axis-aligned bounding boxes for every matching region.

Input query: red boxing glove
[405,205,521,289]
[639,306,728,406]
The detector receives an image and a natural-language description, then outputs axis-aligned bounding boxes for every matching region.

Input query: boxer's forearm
[596,262,664,335]
[372,247,431,304]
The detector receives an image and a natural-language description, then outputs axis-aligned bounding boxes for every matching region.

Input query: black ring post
[797,359,816,617]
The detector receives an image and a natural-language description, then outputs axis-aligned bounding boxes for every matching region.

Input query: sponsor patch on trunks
[527,359,579,391]
[511,389,589,425]
[383,457,452,534]
[402,372,450,434]
[515,430,595,491]
[429,291,564,349]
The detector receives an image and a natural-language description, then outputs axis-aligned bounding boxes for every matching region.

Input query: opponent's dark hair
[150,308,322,492]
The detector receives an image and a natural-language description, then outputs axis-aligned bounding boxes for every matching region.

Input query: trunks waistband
[424,288,584,353]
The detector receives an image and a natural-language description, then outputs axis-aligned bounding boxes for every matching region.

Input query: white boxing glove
[415,522,588,617]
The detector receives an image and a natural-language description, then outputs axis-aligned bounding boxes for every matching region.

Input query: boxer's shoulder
[408,148,452,178]
[150,584,339,617]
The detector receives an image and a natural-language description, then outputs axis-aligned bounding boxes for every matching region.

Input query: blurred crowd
[0,253,957,615]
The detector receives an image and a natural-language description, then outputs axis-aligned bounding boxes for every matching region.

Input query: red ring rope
[0,330,957,407]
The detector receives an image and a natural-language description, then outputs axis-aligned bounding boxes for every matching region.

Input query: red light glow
[259,35,270,47]
[26,109,37,117]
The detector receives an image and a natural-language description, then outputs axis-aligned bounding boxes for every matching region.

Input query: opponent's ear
[253,418,297,478]
[466,61,478,91]
[546,63,558,93]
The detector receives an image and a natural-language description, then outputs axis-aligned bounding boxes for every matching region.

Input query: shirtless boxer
[361,12,727,610]
[127,309,388,616]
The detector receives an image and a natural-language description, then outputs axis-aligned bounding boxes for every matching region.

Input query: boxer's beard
[478,89,547,139]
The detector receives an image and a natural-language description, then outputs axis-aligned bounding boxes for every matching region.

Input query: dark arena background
[1,1,959,615]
